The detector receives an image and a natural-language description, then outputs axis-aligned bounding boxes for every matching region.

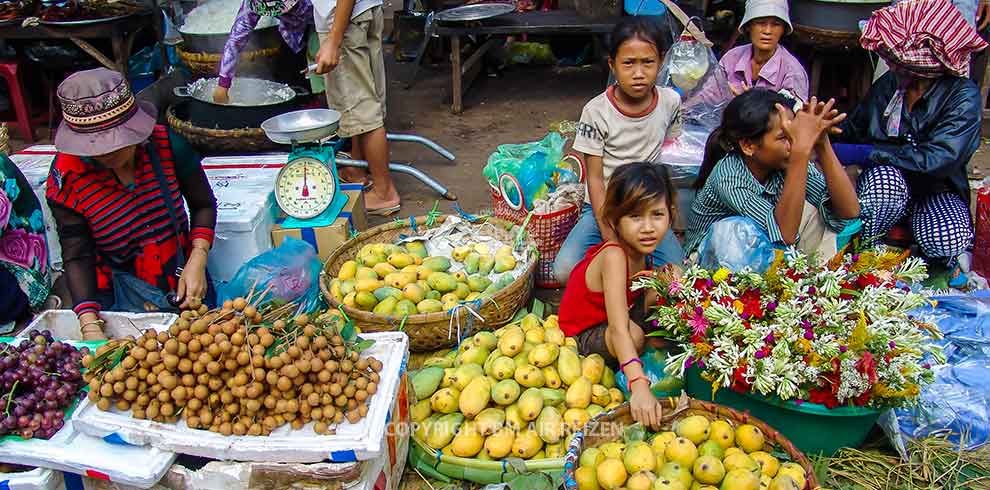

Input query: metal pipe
[386,133,457,161]
[337,158,458,201]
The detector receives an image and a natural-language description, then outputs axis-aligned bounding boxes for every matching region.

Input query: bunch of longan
[85,298,384,436]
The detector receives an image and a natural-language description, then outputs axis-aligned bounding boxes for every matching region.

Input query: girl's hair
[693,89,793,190]
[602,162,676,231]
[609,17,668,59]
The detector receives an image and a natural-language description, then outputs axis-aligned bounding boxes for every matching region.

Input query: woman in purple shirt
[212,0,313,103]
[719,0,809,102]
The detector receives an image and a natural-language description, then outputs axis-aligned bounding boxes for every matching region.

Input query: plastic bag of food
[220,238,324,312]
[484,132,575,210]
[695,216,778,273]
[615,346,684,398]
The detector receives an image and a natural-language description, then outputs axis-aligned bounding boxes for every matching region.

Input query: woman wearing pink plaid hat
[833,0,987,286]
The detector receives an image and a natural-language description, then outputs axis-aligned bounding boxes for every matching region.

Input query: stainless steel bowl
[261,109,342,144]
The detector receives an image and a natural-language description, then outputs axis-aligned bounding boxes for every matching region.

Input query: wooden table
[0,12,162,74]
[434,10,619,113]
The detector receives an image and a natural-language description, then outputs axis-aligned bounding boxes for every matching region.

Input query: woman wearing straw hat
[833,0,986,287]
[46,68,218,340]
[719,0,809,102]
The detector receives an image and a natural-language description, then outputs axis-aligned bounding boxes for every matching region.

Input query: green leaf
[340,320,357,343]
[623,423,647,443]
[352,337,375,353]
[507,471,556,490]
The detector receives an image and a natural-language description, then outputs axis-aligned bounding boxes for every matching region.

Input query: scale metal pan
[261,109,342,144]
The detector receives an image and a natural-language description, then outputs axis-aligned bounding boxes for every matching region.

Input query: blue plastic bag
[879,292,990,455]
[220,238,324,313]
[696,216,778,273]
[484,132,569,210]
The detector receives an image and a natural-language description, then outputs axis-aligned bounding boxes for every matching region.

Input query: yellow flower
[732,300,745,314]
[712,268,731,284]
[848,312,869,351]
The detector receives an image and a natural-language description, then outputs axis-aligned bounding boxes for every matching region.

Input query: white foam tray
[20,311,177,341]
[72,332,410,463]
[0,467,63,490]
[0,311,178,489]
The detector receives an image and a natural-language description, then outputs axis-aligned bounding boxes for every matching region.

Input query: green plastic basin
[685,367,879,456]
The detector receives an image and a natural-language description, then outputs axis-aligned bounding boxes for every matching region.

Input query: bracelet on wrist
[620,357,644,372]
[626,376,649,390]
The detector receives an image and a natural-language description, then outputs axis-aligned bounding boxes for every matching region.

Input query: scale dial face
[275,156,337,219]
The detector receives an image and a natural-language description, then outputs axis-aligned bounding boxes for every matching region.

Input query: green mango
[373,287,403,301]
[468,275,493,292]
[423,256,452,272]
[412,367,445,400]
[464,253,481,274]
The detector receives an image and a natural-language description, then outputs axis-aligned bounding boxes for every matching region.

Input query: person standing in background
[313,0,401,216]
[213,0,316,103]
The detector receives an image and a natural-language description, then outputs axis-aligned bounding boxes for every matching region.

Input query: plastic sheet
[695,216,777,273]
[219,237,323,312]
[879,291,990,456]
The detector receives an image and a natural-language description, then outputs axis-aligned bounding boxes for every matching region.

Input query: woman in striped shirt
[686,89,859,265]
[46,69,217,340]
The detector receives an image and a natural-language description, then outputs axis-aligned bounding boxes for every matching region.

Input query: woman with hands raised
[685,89,860,264]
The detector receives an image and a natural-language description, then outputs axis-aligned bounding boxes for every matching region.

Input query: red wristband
[627,376,649,390]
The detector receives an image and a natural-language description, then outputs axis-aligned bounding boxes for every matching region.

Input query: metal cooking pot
[173,77,308,130]
[790,0,887,34]
[178,24,282,54]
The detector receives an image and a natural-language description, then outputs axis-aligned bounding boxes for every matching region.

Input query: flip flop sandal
[368,204,401,216]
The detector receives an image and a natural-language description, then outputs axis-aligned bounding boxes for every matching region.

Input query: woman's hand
[212,86,230,104]
[778,97,846,153]
[177,248,208,309]
[79,312,107,341]
[629,381,663,429]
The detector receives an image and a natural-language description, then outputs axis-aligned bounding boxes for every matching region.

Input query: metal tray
[435,3,515,22]
[38,12,138,26]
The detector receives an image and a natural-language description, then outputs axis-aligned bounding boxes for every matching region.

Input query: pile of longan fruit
[84,298,384,436]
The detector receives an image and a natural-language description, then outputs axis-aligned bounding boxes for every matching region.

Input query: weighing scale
[261,109,349,228]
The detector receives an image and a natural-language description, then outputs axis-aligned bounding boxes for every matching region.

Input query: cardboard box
[271,185,368,262]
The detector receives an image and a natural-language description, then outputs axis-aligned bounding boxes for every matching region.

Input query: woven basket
[563,395,821,490]
[490,188,579,289]
[167,104,280,154]
[319,216,538,352]
[177,46,283,78]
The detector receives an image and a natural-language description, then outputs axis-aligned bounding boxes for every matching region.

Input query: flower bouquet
[633,248,943,410]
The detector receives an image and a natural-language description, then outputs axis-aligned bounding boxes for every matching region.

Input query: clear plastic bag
[879,292,990,456]
[219,237,324,312]
[696,217,778,273]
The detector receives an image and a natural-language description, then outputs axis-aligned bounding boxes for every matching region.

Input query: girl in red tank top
[558,162,678,429]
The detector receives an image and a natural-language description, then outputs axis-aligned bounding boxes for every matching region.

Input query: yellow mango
[388,253,415,268]
[356,267,379,281]
[355,278,382,293]
[338,260,358,281]
[355,291,378,311]
[373,262,397,278]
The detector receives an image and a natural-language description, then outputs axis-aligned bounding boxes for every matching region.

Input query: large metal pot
[790,0,887,34]
[178,24,283,54]
[173,77,308,130]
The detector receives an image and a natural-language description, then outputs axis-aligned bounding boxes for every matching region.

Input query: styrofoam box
[72,332,410,463]
[0,466,63,490]
[21,311,178,341]
[9,146,61,273]
[198,156,291,284]
[0,311,179,489]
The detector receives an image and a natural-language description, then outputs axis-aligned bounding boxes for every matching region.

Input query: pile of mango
[327,241,519,316]
[410,314,624,461]
[575,416,810,490]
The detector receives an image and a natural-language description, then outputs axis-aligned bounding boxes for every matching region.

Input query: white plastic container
[0,466,63,490]
[199,158,287,283]
[1,311,178,489]
[72,332,410,463]
[20,311,177,341]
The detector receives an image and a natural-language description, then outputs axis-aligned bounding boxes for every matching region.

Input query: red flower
[731,365,751,393]
[740,289,764,319]
[856,273,881,289]
[693,278,710,292]
[856,351,878,385]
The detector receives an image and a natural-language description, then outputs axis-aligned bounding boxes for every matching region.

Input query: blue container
[625,0,666,16]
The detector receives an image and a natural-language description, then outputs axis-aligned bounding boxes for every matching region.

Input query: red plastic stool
[0,61,36,143]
